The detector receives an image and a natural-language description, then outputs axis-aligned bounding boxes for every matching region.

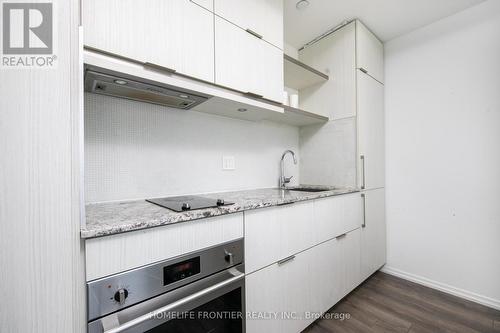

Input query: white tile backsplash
[84,93,300,203]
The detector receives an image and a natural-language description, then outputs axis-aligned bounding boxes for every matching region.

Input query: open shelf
[265,105,329,127]
[284,54,329,90]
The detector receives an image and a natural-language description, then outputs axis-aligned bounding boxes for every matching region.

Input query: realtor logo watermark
[1,1,57,68]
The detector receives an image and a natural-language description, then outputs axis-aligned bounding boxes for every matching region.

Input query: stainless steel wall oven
[87,239,245,333]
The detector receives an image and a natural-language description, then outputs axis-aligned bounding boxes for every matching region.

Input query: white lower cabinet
[245,228,361,333]
[245,194,363,275]
[313,192,362,243]
[360,188,386,281]
[244,201,314,274]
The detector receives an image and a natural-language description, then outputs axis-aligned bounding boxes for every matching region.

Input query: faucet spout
[280,150,297,189]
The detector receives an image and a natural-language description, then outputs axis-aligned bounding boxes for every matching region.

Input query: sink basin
[286,187,332,193]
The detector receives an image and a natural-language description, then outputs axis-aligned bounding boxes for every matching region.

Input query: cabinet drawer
[214,0,283,49]
[84,0,215,82]
[244,201,314,274]
[246,250,310,333]
[85,213,243,281]
[313,192,362,243]
[215,17,283,103]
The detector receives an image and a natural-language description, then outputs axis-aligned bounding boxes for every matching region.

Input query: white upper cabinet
[190,0,213,11]
[215,17,284,103]
[360,189,386,281]
[299,21,357,120]
[358,70,385,190]
[356,20,384,83]
[214,0,283,49]
[83,0,215,82]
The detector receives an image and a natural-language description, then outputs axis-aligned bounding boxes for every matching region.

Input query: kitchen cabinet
[299,21,357,120]
[246,250,310,333]
[244,193,362,274]
[338,228,362,295]
[356,20,384,83]
[358,70,385,190]
[246,227,361,333]
[215,17,284,103]
[313,192,362,243]
[360,189,386,281]
[214,0,283,49]
[83,0,215,82]
[190,0,213,11]
[244,200,314,274]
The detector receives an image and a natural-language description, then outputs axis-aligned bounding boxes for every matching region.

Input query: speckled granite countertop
[82,186,359,239]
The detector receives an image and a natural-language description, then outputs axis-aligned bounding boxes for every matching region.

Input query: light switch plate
[222,156,235,170]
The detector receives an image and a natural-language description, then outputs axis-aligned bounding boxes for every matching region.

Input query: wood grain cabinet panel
[360,188,386,281]
[190,0,213,11]
[85,213,243,281]
[358,70,385,190]
[83,0,215,82]
[244,200,314,274]
[356,20,384,83]
[214,0,283,49]
[313,192,362,243]
[215,16,284,103]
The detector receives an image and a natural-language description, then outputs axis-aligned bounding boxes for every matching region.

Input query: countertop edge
[81,188,360,239]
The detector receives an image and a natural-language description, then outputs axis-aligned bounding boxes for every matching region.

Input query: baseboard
[381,266,500,311]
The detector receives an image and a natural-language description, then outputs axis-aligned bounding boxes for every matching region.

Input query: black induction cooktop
[146,195,234,212]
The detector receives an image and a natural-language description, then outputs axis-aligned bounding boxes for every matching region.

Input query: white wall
[85,93,300,203]
[384,0,500,309]
[0,1,85,332]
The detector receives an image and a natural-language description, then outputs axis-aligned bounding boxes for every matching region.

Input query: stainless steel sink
[286,187,332,193]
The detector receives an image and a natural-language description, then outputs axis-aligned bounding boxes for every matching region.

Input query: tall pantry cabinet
[298,20,387,282]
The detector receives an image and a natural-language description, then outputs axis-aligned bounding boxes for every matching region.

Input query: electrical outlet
[222,156,235,170]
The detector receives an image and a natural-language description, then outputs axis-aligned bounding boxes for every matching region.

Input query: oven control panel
[87,238,244,322]
[163,257,201,285]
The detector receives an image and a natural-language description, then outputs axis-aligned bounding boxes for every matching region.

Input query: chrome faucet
[279,150,297,189]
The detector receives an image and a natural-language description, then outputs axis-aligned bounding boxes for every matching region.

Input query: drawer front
[313,193,362,243]
[244,201,314,274]
[214,0,283,49]
[246,250,310,333]
[85,213,243,281]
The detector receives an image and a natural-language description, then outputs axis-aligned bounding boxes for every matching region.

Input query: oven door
[88,265,245,333]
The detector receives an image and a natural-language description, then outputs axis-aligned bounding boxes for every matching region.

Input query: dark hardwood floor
[303,272,500,333]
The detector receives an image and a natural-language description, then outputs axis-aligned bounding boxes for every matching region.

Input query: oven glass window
[145,288,243,333]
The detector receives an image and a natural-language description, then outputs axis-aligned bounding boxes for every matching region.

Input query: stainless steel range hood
[84,70,209,109]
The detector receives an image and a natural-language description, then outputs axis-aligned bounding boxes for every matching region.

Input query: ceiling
[284,0,485,48]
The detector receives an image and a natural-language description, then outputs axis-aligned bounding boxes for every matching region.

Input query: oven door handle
[103,272,245,333]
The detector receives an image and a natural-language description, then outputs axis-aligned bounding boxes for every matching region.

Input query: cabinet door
[308,238,343,315]
[356,20,384,83]
[190,0,213,11]
[360,189,386,281]
[313,192,362,244]
[83,0,215,82]
[215,17,283,103]
[358,71,385,190]
[245,262,284,333]
[214,0,283,49]
[339,227,361,296]
[299,21,356,119]
[245,252,309,333]
[244,200,314,274]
